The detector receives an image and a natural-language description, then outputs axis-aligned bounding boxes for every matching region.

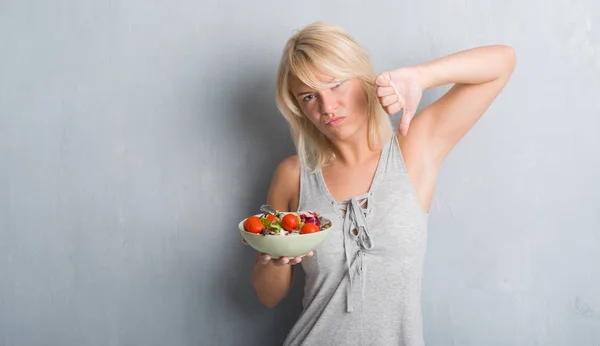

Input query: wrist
[414,63,437,91]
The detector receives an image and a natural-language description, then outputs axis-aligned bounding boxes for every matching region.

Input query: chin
[322,124,358,142]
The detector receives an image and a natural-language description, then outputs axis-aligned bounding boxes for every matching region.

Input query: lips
[326,117,346,126]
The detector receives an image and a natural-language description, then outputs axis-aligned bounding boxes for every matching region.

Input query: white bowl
[238,212,332,259]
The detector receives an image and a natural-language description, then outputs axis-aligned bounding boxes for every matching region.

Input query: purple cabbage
[299,211,320,227]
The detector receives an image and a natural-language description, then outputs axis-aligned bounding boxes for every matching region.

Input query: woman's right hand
[256,251,313,266]
[242,238,313,266]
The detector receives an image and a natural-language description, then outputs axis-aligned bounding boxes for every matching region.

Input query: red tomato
[300,223,320,234]
[244,216,261,230]
[282,214,299,231]
[244,216,264,234]
[265,213,277,223]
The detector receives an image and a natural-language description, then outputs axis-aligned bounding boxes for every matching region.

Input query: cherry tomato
[244,216,264,234]
[244,216,261,230]
[300,223,320,234]
[282,214,299,231]
[265,213,277,223]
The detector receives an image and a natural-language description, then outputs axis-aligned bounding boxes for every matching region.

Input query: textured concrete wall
[1,0,599,345]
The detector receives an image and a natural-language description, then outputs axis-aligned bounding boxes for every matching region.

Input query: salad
[243,205,332,236]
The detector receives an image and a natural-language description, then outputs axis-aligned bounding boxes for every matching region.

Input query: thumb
[399,110,413,136]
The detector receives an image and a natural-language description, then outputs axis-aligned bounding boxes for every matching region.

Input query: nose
[318,91,337,114]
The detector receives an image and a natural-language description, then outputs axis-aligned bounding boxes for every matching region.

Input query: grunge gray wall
[1,0,599,345]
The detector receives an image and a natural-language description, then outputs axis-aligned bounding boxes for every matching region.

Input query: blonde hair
[275,22,394,173]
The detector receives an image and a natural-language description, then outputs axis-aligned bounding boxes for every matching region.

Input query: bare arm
[251,156,302,308]
[412,45,517,164]
[377,45,516,212]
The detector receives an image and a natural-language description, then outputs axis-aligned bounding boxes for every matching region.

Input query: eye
[302,94,315,102]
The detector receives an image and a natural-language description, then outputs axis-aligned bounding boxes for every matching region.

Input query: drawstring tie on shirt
[341,195,374,312]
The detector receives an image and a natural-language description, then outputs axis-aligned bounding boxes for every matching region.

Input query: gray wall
[1,1,599,345]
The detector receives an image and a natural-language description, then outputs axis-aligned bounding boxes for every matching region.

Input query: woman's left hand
[375,67,424,136]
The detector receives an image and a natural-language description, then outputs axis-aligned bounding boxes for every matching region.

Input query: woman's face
[289,73,369,142]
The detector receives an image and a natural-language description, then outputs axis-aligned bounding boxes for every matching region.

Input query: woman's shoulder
[267,155,301,211]
[276,155,300,175]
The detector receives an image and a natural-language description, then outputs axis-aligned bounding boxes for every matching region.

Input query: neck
[328,127,377,166]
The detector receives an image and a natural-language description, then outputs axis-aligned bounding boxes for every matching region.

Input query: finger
[399,112,413,136]
[399,122,410,137]
[375,72,392,87]
[379,94,398,107]
[289,256,303,265]
[273,257,290,266]
[258,254,271,264]
[403,91,419,121]
[385,102,404,115]
[241,238,248,245]
[376,86,395,97]
[305,251,314,258]
[399,97,417,136]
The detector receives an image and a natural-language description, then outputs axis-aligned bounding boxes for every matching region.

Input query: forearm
[416,45,516,89]
[251,257,293,308]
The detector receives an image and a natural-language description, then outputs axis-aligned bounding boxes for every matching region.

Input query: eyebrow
[295,91,314,97]
[294,78,345,97]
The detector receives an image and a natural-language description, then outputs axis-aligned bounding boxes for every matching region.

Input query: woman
[248,22,516,346]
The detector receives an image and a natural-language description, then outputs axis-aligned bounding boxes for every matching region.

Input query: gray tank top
[283,134,430,346]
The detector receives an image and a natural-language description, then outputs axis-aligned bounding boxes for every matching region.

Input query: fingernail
[282,260,288,265]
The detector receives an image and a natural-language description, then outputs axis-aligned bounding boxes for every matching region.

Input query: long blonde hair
[275,22,393,173]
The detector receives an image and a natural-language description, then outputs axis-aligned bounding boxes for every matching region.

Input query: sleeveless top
[283,134,430,346]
